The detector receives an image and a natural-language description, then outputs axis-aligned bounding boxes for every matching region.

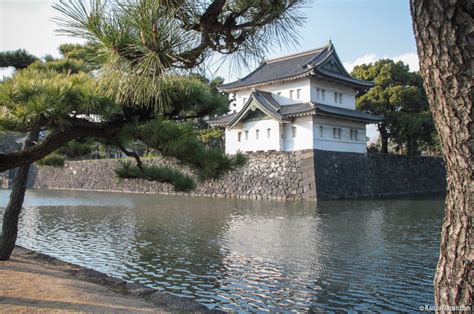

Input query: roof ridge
[265,44,330,64]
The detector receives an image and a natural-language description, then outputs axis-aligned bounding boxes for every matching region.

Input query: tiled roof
[208,90,383,128]
[315,103,384,123]
[207,112,237,127]
[219,43,373,91]
[280,103,315,117]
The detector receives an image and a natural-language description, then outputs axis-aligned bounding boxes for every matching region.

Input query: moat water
[0,189,444,312]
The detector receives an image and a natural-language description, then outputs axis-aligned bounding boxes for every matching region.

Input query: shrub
[115,162,196,192]
[37,153,65,167]
[58,139,95,158]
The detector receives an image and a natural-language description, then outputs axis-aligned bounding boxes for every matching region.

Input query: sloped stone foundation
[29,150,445,201]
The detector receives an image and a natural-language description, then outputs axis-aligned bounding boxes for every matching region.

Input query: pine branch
[117,143,143,169]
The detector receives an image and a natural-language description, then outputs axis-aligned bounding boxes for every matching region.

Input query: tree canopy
[0,49,38,70]
[352,59,437,155]
[0,0,307,179]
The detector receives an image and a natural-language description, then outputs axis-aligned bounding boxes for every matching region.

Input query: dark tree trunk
[406,137,419,156]
[378,123,389,154]
[411,0,473,308]
[0,129,39,260]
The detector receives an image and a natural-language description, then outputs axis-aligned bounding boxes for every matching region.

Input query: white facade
[224,79,368,155]
[231,78,312,112]
[216,44,379,155]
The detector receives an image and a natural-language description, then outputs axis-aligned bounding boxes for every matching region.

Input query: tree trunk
[378,123,389,154]
[406,137,419,156]
[0,129,39,260]
[411,0,473,308]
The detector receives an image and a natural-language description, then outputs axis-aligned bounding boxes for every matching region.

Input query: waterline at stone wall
[29,150,446,201]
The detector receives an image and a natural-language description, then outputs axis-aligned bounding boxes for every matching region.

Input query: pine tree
[0,0,307,260]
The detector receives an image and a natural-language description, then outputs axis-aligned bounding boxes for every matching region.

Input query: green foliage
[121,119,246,180]
[115,162,195,192]
[52,0,307,111]
[58,139,95,158]
[197,128,224,148]
[160,76,230,118]
[0,67,120,132]
[0,49,38,69]
[37,153,65,167]
[58,43,104,71]
[28,58,87,74]
[352,59,436,155]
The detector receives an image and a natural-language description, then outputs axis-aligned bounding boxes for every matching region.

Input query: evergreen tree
[0,0,306,260]
[352,59,436,155]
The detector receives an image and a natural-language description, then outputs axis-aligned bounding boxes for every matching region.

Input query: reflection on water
[0,189,443,312]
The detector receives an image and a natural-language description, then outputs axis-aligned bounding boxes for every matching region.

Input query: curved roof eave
[218,70,314,93]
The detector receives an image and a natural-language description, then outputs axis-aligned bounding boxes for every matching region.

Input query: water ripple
[0,189,443,312]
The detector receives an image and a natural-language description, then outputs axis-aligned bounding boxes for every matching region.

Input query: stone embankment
[29,150,446,200]
[31,150,317,201]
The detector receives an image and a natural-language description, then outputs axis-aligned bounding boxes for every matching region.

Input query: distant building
[209,42,382,154]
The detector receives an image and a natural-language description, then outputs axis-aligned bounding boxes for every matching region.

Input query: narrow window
[319,126,323,138]
[316,88,320,100]
[238,132,242,142]
[292,126,297,138]
[321,89,326,100]
[243,97,247,104]
[256,129,259,140]
[296,89,301,99]
[354,130,358,141]
[350,129,353,140]
[338,128,342,139]
[290,90,294,99]
[245,130,248,140]
[267,128,271,138]
[333,127,337,139]
[334,92,338,103]
[339,93,343,104]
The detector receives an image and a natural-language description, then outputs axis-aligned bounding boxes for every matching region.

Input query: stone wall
[313,150,446,200]
[31,150,317,201]
[29,150,446,201]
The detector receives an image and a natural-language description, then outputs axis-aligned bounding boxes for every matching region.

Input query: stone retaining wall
[314,150,446,200]
[31,150,317,201]
[29,150,446,201]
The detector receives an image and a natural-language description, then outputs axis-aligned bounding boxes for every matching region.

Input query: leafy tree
[411,0,472,307]
[0,49,38,69]
[352,59,436,155]
[0,0,306,260]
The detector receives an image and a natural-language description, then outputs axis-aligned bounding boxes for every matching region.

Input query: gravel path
[0,247,165,313]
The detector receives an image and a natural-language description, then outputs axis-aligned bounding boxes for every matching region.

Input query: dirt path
[0,247,165,313]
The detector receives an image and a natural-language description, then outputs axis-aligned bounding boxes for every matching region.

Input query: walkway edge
[12,246,225,313]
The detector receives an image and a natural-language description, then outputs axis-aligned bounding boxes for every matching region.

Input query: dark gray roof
[315,103,384,122]
[219,43,373,91]
[208,112,237,127]
[280,102,315,117]
[216,90,383,128]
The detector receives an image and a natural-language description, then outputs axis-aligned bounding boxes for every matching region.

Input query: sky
[0,0,419,139]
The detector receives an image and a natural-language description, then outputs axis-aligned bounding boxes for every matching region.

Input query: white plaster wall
[282,116,314,151]
[225,119,282,154]
[313,116,367,153]
[231,78,312,112]
[310,78,357,110]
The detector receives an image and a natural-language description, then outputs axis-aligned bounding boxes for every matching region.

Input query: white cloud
[393,52,420,72]
[343,54,378,73]
[343,52,419,73]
